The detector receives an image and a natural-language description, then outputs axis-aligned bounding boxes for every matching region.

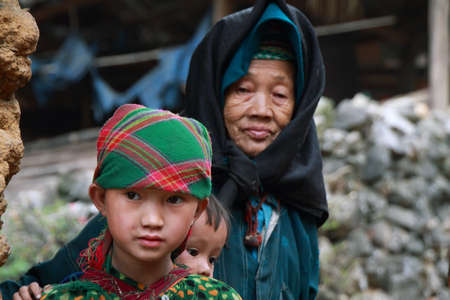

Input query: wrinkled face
[223,59,295,157]
[175,213,228,277]
[90,185,205,272]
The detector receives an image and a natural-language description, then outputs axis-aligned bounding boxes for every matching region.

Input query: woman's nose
[249,92,272,118]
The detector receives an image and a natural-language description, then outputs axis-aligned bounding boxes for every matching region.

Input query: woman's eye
[167,196,184,204]
[236,85,251,94]
[273,92,287,99]
[126,191,140,200]
[209,257,217,264]
[187,248,199,257]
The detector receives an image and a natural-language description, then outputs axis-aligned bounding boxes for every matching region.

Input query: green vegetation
[0,199,86,281]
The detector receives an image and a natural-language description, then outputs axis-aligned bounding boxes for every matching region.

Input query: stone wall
[0,0,39,266]
[316,91,450,299]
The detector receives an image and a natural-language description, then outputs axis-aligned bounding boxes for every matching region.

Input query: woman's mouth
[245,128,271,139]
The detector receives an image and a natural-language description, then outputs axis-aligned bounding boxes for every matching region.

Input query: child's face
[90,185,205,269]
[175,212,228,277]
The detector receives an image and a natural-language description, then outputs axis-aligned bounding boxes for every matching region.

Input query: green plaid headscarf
[252,41,295,61]
[93,104,212,199]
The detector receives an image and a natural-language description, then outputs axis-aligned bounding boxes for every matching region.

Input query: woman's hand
[12,282,43,300]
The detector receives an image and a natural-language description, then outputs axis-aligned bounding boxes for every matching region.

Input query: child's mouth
[138,236,163,248]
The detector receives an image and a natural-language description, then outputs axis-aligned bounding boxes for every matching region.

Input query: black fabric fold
[183,0,328,226]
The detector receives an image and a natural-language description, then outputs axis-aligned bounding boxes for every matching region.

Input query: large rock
[385,205,423,232]
[0,0,39,99]
[387,177,428,208]
[357,187,388,221]
[388,256,425,300]
[333,95,371,131]
[0,0,39,266]
[369,120,404,155]
[365,249,390,290]
[361,144,391,183]
[322,193,361,239]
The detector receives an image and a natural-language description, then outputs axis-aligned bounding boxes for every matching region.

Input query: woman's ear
[194,198,208,220]
[89,183,106,216]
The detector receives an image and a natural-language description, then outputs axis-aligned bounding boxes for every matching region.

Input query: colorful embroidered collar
[79,250,189,299]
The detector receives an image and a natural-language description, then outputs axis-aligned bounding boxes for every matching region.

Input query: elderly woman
[184,0,328,299]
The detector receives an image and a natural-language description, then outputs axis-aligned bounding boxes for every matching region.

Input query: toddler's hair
[171,194,230,261]
[204,194,230,235]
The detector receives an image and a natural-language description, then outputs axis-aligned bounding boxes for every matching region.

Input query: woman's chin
[239,142,269,157]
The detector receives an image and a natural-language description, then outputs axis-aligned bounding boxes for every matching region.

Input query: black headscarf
[184,0,328,226]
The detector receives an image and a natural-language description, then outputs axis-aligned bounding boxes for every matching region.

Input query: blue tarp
[31,12,211,121]
[31,35,94,105]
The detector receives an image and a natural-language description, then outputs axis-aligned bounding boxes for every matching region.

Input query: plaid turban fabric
[252,41,295,61]
[93,104,212,199]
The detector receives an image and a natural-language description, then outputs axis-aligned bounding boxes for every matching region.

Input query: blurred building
[17,0,429,141]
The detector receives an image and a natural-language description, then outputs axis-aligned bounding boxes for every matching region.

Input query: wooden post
[429,0,449,109]
[212,0,235,24]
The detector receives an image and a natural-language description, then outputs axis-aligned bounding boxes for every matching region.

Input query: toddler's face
[175,212,228,277]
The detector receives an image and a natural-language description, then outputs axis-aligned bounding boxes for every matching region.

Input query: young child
[12,195,230,300]
[39,104,241,300]
[175,194,230,277]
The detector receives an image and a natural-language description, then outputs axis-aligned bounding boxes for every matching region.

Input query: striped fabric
[252,44,295,61]
[93,104,212,199]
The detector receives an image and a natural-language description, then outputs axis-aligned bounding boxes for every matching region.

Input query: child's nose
[141,204,164,228]
[197,259,212,277]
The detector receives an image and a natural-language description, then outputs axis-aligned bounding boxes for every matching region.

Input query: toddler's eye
[187,248,199,257]
[209,257,217,264]
[126,191,140,200]
[167,196,184,204]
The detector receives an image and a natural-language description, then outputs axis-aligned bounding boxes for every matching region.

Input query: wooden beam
[94,48,161,68]
[428,0,449,110]
[315,15,397,36]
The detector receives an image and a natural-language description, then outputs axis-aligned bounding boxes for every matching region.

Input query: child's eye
[126,191,140,200]
[167,196,184,204]
[209,257,217,264]
[187,248,199,257]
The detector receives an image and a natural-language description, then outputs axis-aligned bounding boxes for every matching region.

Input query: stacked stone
[316,92,450,300]
[0,0,39,266]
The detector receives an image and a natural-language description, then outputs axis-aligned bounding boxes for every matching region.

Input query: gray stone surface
[317,93,450,298]
[361,144,391,183]
[333,99,371,131]
[385,205,422,231]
